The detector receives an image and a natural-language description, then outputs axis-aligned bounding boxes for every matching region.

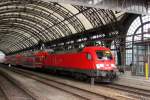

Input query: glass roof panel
[60,3,79,14]
[31,37,38,43]
[28,4,53,13]
[126,15,150,50]
[127,17,141,35]
[142,16,150,23]
[53,12,64,20]
[60,3,93,30]
[97,13,106,25]
[126,37,132,41]
[64,20,77,33]
[76,13,93,30]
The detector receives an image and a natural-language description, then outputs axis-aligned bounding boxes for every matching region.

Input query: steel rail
[6,67,133,100]
[0,69,39,100]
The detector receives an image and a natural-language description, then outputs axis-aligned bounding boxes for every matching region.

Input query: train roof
[53,46,110,54]
[83,46,110,51]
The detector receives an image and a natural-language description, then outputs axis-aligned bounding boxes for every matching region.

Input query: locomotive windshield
[96,50,112,60]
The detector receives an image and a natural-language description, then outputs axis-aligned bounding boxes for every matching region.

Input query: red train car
[15,51,48,68]
[34,51,48,68]
[5,46,118,81]
[5,55,21,65]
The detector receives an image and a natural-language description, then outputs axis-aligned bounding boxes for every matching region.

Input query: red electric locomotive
[5,46,118,82]
[44,46,117,81]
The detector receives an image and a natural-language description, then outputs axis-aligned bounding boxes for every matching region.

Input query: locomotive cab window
[96,50,112,60]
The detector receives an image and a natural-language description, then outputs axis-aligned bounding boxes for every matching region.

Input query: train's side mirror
[86,53,92,60]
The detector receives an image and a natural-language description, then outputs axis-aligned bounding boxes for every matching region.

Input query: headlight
[111,64,116,68]
[96,64,104,69]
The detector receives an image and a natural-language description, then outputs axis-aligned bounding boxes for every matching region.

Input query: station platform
[114,71,150,91]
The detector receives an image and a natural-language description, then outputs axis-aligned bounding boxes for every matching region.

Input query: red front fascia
[95,60,116,71]
[83,46,116,71]
[44,53,95,70]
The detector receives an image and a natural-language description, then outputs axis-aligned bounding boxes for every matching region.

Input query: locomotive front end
[94,49,118,81]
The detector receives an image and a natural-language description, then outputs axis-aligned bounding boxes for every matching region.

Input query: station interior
[0,0,150,100]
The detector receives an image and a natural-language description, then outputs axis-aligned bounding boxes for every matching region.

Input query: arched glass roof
[126,15,150,65]
[42,0,150,15]
[0,0,125,54]
[126,15,150,48]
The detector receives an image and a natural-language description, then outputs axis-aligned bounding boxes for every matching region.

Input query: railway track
[0,85,8,100]
[3,67,136,100]
[0,70,38,100]
[103,84,150,100]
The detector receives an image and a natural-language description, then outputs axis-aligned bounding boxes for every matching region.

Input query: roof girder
[42,0,149,14]
[0,0,127,54]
